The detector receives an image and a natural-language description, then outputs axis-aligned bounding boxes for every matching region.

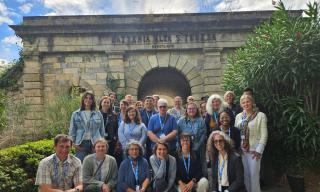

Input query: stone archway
[137,67,191,105]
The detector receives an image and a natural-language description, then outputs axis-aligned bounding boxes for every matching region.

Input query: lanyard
[53,155,69,188]
[128,123,137,136]
[155,157,161,167]
[182,154,191,175]
[146,110,153,121]
[218,155,225,183]
[241,112,247,128]
[213,111,218,124]
[130,159,139,185]
[158,114,167,130]
[220,127,231,137]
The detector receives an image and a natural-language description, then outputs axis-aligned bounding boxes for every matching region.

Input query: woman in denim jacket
[69,91,105,162]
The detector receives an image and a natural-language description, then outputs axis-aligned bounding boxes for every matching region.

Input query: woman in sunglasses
[207,131,244,192]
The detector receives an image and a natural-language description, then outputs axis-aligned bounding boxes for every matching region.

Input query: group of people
[35,88,268,192]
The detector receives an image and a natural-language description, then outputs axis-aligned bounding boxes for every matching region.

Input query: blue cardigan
[117,157,150,191]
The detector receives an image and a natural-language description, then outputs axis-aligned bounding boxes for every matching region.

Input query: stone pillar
[23,51,43,132]
[106,51,126,96]
[202,48,224,96]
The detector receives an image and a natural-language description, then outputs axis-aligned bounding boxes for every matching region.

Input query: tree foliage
[222,1,320,172]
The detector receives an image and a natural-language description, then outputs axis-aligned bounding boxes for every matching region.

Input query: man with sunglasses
[147,98,178,156]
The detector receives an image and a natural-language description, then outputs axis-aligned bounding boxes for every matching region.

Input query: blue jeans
[76,140,93,162]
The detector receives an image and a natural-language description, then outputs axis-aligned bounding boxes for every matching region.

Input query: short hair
[80,91,96,111]
[152,95,160,99]
[120,99,129,107]
[93,138,109,149]
[125,140,144,156]
[124,106,142,124]
[153,141,170,155]
[174,96,182,101]
[157,98,168,107]
[54,134,73,146]
[144,96,154,101]
[224,91,235,101]
[108,92,116,97]
[185,102,200,119]
[243,87,254,94]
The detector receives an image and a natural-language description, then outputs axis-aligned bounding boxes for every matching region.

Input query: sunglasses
[159,106,167,108]
[213,139,224,144]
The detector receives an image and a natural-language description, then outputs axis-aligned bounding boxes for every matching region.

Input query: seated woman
[117,140,151,192]
[83,138,118,192]
[176,133,209,192]
[207,131,244,192]
[150,142,177,192]
[118,106,147,154]
[214,110,241,151]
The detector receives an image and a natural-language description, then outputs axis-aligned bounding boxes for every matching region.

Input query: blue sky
[0,0,312,66]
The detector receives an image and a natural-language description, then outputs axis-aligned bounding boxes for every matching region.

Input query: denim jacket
[69,109,105,145]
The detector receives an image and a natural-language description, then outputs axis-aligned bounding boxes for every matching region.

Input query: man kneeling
[35,134,83,192]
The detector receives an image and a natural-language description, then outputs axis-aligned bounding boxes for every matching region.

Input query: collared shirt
[35,154,82,190]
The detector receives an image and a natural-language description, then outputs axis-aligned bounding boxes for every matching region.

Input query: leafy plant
[222,1,320,174]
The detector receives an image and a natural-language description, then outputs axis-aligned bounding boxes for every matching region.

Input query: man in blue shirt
[147,98,178,155]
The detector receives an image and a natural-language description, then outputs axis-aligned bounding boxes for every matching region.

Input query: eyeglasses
[213,139,224,144]
[159,106,167,108]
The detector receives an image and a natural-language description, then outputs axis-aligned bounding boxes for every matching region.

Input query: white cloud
[0,59,10,66]
[19,3,33,14]
[2,35,23,47]
[0,1,14,25]
[215,0,313,12]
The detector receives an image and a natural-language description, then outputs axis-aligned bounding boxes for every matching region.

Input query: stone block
[25,97,43,105]
[201,70,222,78]
[204,77,221,84]
[157,52,170,68]
[133,64,146,77]
[175,55,188,70]
[126,79,139,89]
[24,82,42,89]
[26,104,44,112]
[24,89,42,97]
[42,56,59,63]
[96,73,107,80]
[186,69,199,81]
[110,72,124,79]
[108,59,124,71]
[53,62,61,68]
[181,63,194,76]
[191,85,203,93]
[140,58,152,72]
[189,76,204,87]
[63,68,79,74]
[23,74,41,82]
[204,58,222,70]
[25,60,40,68]
[147,55,158,68]
[24,119,43,128]
[169,53,180,67]
[204,84,223,93]
[127,70,142,82]
[81,73,96,80]
[126,87,138,96]
[24,67,40,74]
[43,75,56,86]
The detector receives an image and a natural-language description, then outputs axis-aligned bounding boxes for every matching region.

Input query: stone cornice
[10,10,302,37]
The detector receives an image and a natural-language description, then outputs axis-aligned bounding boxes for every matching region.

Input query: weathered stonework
[10,11,302,130]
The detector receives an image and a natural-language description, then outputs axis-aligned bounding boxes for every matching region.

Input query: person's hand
[102,184,111,192]
[252,151,261,161]
[185,180,194,192]
[139,187,146,192]
[178,181,187,192]
[74,145,82,152]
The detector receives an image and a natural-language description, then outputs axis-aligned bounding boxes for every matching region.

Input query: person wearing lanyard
[176,133,208,192]
[118,106,147,155]
[82,138,118,192]
[117,140,151,192]
[150,141,177,192]
[118,99,129,125]
[35,134,83,192]
[234,94,268,192]
[140,96,158,158]
[177,102,207,177]
[205,94,235,139]
[207,131,244,192]
[213,110,241,151]
[147,98,178,156]
[69,91,105,162]
[168,96,185,122]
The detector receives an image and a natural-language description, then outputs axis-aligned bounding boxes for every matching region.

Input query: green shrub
[0,139,53,192]
[222,1,320,173]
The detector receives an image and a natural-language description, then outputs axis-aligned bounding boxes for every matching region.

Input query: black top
[176,153,203,184]
[205,108,235,138]
[211,152,244,192]
[101,111,118,141]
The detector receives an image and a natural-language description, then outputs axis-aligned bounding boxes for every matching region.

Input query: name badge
[159,133,166,139]
[218,184,222,192]
[136,185,140,192]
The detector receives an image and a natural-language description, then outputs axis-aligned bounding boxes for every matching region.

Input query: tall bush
[43,90,80,138]
[222,1,320,173]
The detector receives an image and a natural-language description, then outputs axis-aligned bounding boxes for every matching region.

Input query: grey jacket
[82,154,118,190]
[150,154,176,192]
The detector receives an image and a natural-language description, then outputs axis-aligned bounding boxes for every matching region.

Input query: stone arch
[125,52,204,102]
